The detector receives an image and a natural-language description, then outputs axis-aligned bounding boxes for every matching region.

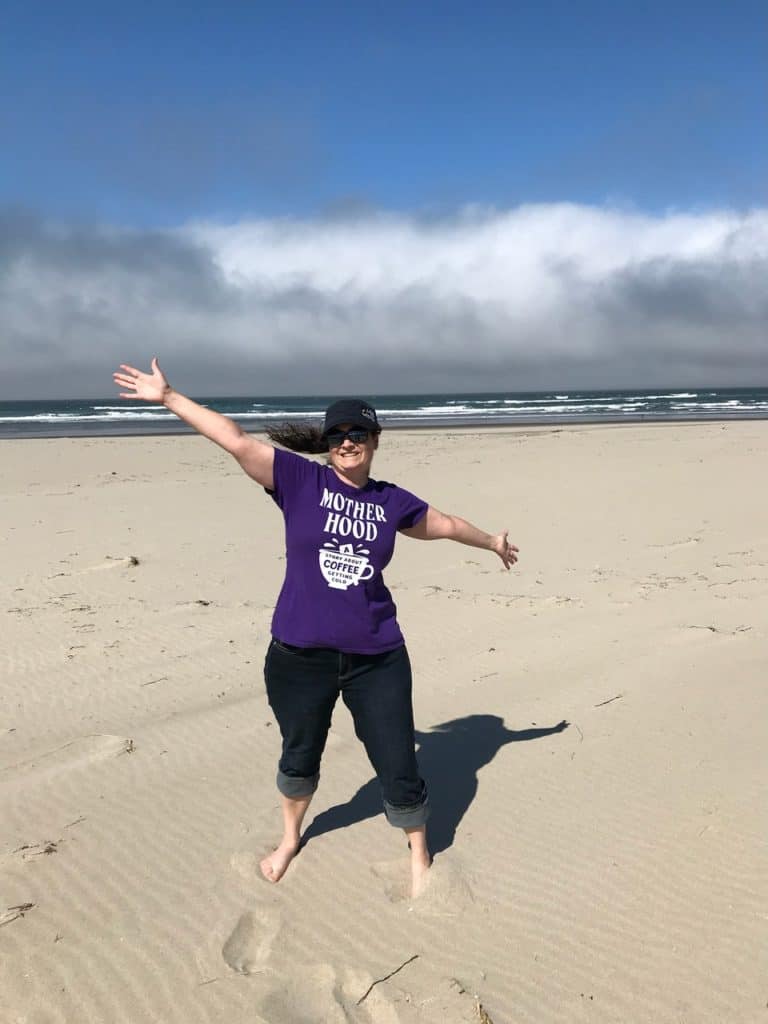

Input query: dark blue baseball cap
[322,399,380,436]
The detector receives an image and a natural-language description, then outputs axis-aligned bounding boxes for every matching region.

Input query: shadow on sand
[301,714,568,855]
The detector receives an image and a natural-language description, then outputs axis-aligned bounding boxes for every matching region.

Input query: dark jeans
[264,639,429,828]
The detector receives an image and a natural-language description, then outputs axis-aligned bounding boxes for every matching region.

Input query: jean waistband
[272,638,404,657]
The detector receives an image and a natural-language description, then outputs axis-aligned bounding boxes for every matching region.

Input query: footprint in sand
[221,907,282,975]
[370,857,412,903]
[221,907,388,1024]
[230,849,261,884]
[371,854,475,915]
[251,957,485,1023]
[258,964,356,1024]
[257,960,416,1024]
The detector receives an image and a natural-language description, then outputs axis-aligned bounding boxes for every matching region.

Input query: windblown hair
[266,421,382,454]
[266,422,329,454]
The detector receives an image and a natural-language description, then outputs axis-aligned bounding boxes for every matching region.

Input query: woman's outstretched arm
[113,358,274,489]
[400,507,518,570]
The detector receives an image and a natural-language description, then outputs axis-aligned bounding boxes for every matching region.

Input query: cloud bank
[1,204,766,398]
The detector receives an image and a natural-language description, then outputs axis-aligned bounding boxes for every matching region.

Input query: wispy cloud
[1,204,766,398]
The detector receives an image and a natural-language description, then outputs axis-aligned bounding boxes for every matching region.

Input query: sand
[1,422,766,1024]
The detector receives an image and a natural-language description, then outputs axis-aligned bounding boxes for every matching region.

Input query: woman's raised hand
[490,529,519,570]
[113,357,170,403]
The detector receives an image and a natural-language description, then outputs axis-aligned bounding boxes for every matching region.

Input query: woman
[113,358,518,897]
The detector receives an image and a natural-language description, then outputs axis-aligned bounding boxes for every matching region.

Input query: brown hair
[265,421,382,454]
[265,422,329,453]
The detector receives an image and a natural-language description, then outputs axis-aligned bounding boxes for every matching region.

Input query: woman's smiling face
[327,423,379,483]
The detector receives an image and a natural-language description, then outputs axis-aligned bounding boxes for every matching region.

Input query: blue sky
[1,1,766,398]
[2,0,765,225]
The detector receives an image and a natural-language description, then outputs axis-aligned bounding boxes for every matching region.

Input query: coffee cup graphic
[319,544,375,590]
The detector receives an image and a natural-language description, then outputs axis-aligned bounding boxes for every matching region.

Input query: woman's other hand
[113,357,170,404]
[490,530,519,570]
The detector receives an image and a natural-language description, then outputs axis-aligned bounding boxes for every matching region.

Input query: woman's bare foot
[404,824,432,898]
[260,839,299,883]
[410,850,432,898]
[259,793,313,883]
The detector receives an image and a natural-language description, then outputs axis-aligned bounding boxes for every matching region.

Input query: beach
[1,421,766,1023]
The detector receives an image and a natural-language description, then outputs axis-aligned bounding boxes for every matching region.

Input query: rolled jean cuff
[383,794,430,829]
[276,769,319,798]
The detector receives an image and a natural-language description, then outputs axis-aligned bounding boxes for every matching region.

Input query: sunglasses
[325,428,371,447]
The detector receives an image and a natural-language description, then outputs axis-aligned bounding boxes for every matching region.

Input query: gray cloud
[1,204,766,399]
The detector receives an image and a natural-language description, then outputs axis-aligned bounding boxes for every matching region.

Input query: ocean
[1,387,768,439]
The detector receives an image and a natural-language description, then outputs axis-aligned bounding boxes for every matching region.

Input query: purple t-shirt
[267,448,428,654]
